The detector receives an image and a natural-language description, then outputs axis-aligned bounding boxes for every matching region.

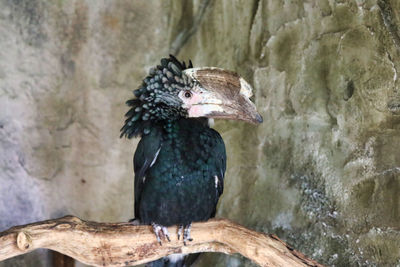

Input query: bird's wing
[133,128,162,219]
[209,128,226,213]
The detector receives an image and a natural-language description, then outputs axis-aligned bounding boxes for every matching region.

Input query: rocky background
[1,0,399,266]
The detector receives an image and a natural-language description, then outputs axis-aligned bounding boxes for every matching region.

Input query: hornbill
[121,55,262,266]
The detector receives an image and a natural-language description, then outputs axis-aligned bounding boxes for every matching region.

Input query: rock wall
[1,0,399,266]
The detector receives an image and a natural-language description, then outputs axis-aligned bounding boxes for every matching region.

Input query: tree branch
[0,216,324,267]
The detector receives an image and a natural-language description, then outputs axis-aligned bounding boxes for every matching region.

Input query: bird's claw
[177,225,183,240]
[152,223,192,245]
[182,223,193,246]
[152,223,171,245]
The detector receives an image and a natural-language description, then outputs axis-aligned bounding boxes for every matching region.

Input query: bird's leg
[183,223,193,246]
[151,223,171,245]
[162,226,171,242]
[177,225,183,240]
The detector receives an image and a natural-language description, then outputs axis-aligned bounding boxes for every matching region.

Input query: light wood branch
[0,216,324,267]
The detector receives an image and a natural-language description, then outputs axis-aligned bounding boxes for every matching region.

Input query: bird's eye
[184,91,192,98]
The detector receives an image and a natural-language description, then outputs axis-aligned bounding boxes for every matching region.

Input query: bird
[121,55,262,267]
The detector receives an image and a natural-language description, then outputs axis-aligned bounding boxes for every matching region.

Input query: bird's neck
[160,117,210,134]
[146,118,209,142]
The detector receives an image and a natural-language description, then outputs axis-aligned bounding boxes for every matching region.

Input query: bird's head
[121,55,262,138]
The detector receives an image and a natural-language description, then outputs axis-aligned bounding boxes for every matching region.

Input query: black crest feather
[120,55,194,139]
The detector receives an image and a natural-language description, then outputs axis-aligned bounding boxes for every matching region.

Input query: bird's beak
[182,68,263,124]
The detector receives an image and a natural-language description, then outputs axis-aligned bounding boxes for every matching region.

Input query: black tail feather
[145,253,200,267]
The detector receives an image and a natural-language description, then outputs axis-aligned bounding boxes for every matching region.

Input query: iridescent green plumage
[134,118,225,226]
[121,56,226,267]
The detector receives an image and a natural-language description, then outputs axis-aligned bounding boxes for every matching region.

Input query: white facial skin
[178,87,224,118]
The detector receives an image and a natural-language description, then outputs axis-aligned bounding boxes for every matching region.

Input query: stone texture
[1,0,400,266]
[0,0,169,266]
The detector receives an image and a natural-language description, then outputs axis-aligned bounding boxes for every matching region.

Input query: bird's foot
[182,223,193,246]
[152,223,171,245]
[177,225,183,240]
